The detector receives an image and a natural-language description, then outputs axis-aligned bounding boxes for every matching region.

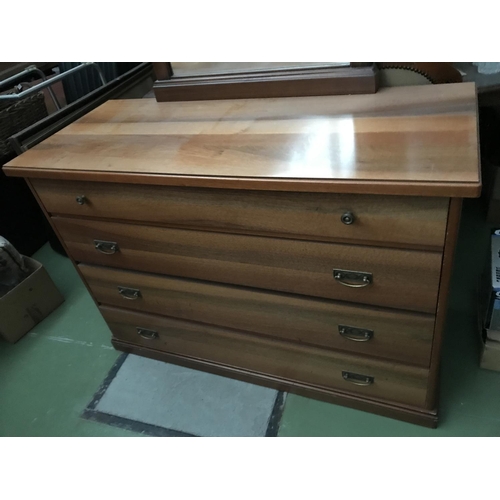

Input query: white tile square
[95,354,281,437]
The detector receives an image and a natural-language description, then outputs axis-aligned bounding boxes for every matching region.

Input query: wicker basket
[0,91,48,164]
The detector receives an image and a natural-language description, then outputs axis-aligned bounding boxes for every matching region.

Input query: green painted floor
[1,198,499,436]
[0,246,138,437]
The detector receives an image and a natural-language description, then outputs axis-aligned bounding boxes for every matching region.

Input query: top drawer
[30,178,449,249]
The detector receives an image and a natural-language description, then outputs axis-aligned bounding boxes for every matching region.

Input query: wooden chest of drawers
[3,83,481,427]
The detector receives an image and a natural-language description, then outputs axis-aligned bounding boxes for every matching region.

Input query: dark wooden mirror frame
[152,62,379,101]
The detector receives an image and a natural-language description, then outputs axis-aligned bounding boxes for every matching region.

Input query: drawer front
[59,218,441,312]
[101,305,429,407]
[32,178,449,249]
[82,264,435,366]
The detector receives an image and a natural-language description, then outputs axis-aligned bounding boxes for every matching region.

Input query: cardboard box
[479,335,500,372]
[0,256,64,343]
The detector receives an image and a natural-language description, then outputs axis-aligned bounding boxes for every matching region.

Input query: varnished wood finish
[153,65,378,101]
[34,179,449,249]
[425,198,463,408]
[113,338,438,428]
[82,265,435,365]
[2,85,482,427]
[24,179,101,311]
[7,169,480,197]
[169,62,352,77]
[4,84,480,197]
[62,219,442,313]
[102,305,429,407]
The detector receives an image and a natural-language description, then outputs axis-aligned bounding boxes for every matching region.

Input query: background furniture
[152,62,379,101]
[3,83,480,426]
[152,62,464,102]
[376,62,463,87]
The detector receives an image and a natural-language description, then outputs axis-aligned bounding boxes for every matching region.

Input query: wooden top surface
[4,83,481,197]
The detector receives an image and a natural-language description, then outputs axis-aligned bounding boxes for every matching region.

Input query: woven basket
[0,91,48,164]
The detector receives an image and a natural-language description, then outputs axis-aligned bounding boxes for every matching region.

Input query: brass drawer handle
[338,325,373,342]
[340,211,355,225]
[333,269,372,288]
[117,286,141,300]
[342,371,374,386]
[76,195,86,205]
[136,327,158,340]
[94,240,119,255]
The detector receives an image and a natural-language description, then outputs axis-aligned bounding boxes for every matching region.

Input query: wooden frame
[153,62,379,101]
[104,197,463,429]
[4,84,479,428]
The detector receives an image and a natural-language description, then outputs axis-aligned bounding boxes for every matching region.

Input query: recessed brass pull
[117,286,141,300]
[94,240,119,255]
[333,269,372,288]
[338,325,374,342]
[136,327,158,340]
[342,371,374,386]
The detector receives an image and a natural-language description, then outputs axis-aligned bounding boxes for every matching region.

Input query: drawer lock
[340,211,355,225]
[117,286,142,300]
[333,269,372,288]
[94,240,119,255]
[338,325,374,342]
[136,327,158,340]
[342,371,374,386]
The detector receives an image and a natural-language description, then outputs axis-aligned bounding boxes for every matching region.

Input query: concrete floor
[1,197,499,436]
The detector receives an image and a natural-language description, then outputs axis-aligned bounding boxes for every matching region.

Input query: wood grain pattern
[153,65,378,101]
[2,84,481,426]
[101,305,429,407]
[7,169,481,197]
[4,84,480,197]
[113,338,438,427]
[425,198,463,409]
[168,62,351,77]
[34,179,449,249]
[66,218,441,314]
[24,179,102,311]
[64,218,442,313]
[82,265,435,365]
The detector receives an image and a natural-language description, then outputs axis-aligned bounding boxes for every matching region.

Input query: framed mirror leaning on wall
[152,62,379,101]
